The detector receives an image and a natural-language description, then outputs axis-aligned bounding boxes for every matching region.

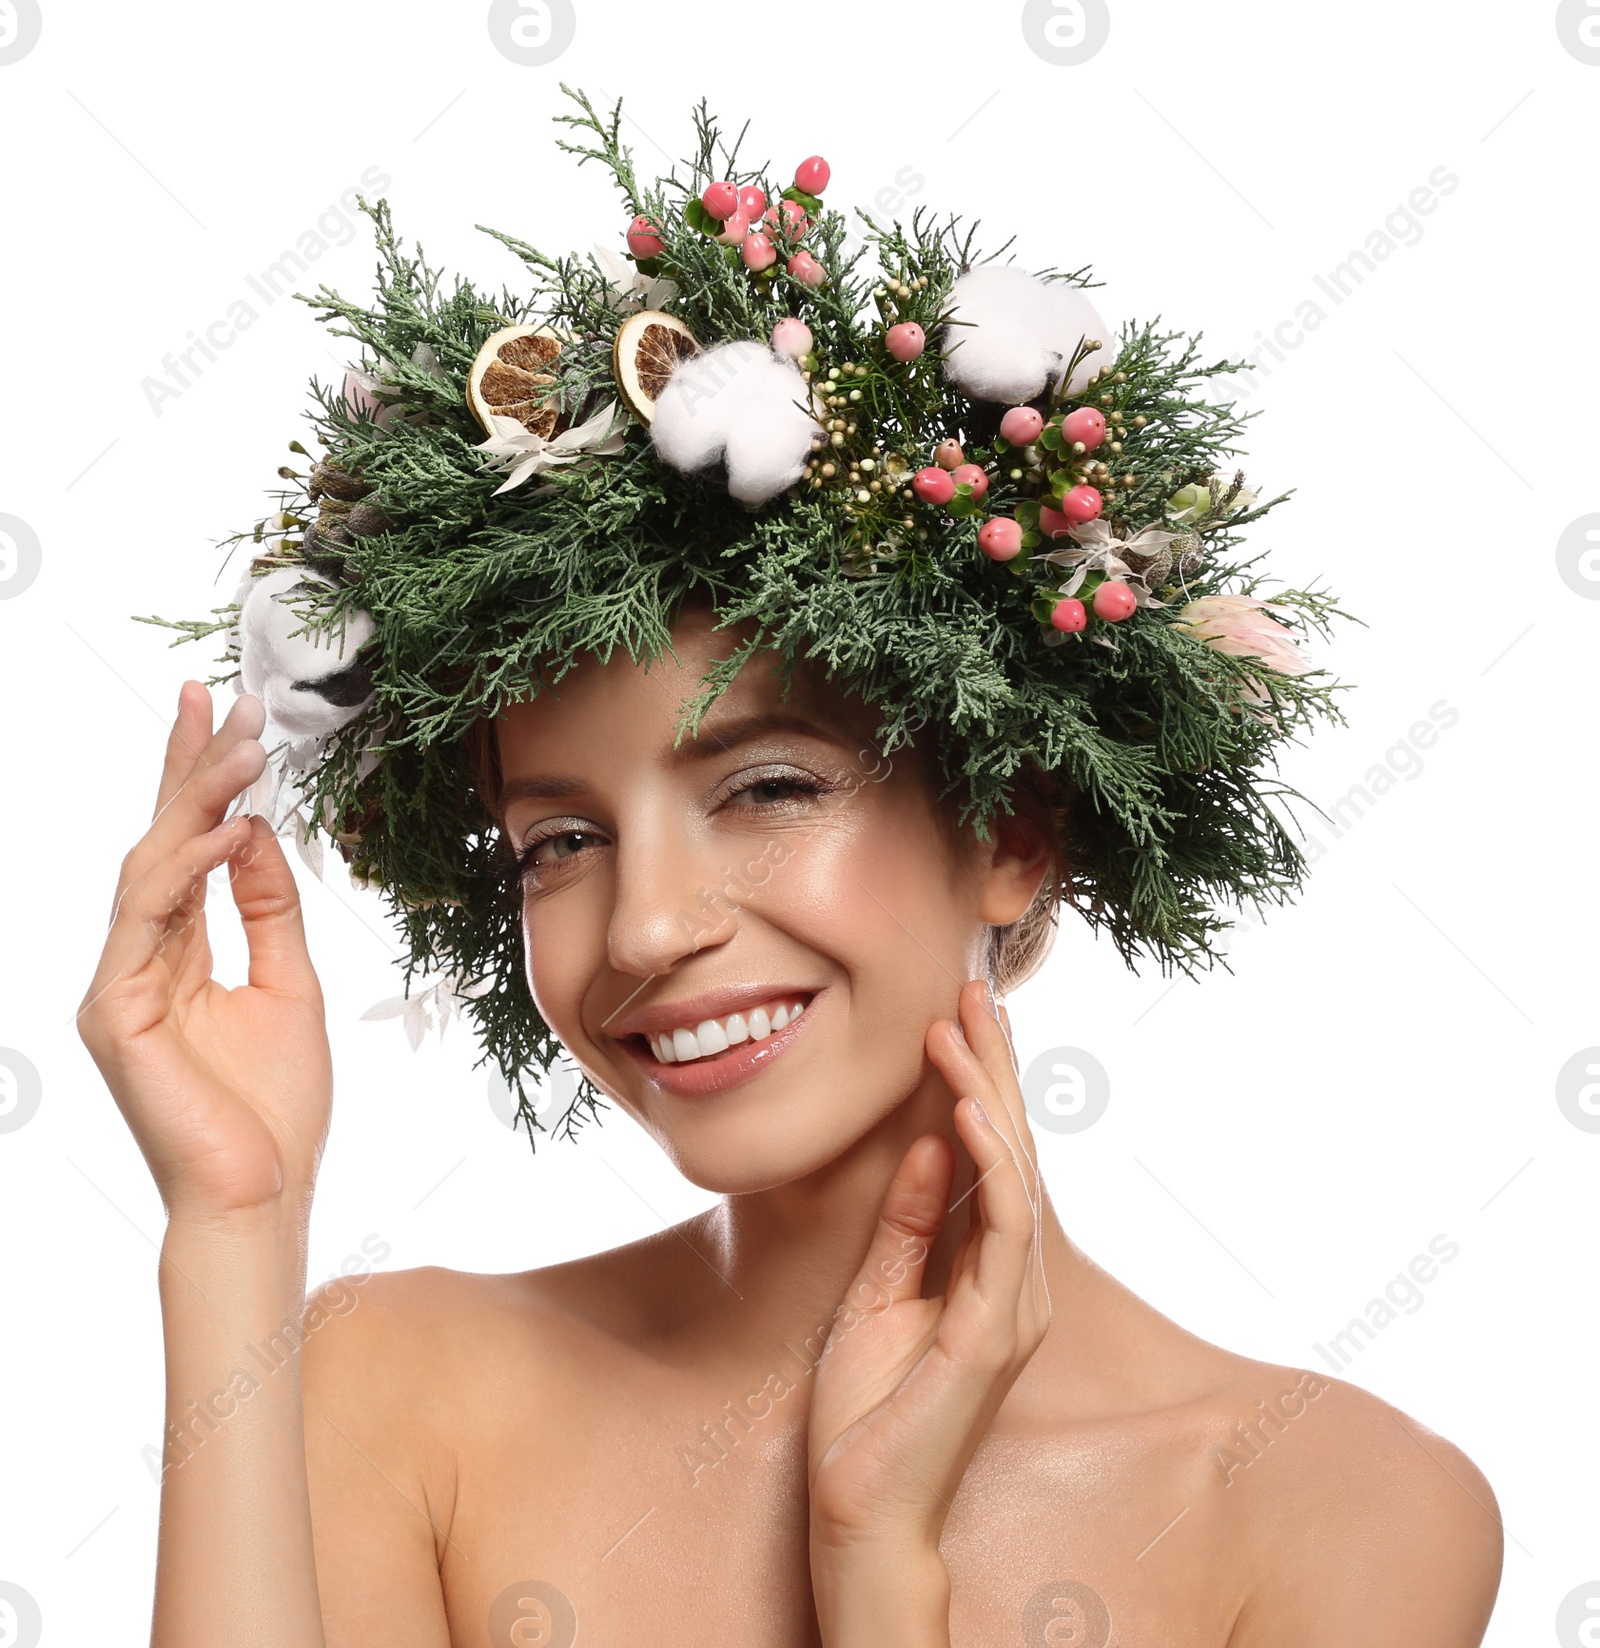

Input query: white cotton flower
[940,264,1115,404]
[649,340,824,505]
[236,568,375,741]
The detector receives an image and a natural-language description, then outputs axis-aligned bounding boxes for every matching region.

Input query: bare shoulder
[299,1223,685,1418]
[1211,1365,1503,1646]
[297,1254,631,1647]
[300,1251,615,1414]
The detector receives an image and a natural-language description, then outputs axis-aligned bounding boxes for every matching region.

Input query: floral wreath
[143,86,1352,1141]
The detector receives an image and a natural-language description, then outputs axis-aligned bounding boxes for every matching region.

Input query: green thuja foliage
[143,84,1353,1144]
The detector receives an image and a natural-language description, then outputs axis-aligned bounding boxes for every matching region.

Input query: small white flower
[361,972,495,1050]
[591,242,680,313]
[1038,520,1174,607]
[475,399,628,495]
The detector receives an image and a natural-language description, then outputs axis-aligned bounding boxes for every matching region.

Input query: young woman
[80,84,1505,1645]
[79,597,1502,1646]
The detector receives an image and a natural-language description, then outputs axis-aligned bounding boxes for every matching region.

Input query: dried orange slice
[466,325,567,438]
[613,310,701,424]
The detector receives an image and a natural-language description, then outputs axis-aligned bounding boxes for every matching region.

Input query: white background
[1,2,1596,1642]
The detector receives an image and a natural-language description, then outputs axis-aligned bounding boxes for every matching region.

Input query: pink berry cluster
[966,384,1150,636]
[626,155,831,288]
[908,440,991,521]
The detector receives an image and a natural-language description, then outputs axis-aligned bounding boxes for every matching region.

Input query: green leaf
[781,185,823,214]
[1014,499,1041,530]
[1038,424,1064,453]
[684,199,718,235]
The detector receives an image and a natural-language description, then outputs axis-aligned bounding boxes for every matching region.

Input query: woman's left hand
[807,978,1050,1644]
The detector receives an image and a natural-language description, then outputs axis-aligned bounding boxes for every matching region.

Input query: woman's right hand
[78,681,333,1223]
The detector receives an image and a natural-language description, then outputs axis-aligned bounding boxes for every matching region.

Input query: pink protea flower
[1174,595,1309,678]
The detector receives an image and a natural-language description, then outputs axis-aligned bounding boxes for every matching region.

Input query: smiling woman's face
[494,604,1048,1192]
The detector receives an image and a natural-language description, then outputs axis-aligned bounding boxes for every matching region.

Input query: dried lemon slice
[613,309,701,424]
[466,325,567,438]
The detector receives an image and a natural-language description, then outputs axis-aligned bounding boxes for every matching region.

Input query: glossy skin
[79,609,1504,1647]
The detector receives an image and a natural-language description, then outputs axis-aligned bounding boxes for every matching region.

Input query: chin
[589,998,934,1194]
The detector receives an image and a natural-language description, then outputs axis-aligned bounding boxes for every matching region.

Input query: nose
[604,808,738,980]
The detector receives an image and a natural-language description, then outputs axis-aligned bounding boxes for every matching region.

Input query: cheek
[752,795,977,982]
[519,878,610,1037]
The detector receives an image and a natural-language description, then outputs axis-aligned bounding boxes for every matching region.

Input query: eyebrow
[495,711,850,809]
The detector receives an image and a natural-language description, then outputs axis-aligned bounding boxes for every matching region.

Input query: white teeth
[646,996,809,1064]
[694,1018,730,1057]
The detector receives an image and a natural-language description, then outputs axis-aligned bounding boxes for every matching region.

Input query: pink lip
[610,982,818,1040]
[618,990,822,1097]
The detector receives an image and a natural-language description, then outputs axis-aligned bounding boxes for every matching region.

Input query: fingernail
[969,1096,990,1127]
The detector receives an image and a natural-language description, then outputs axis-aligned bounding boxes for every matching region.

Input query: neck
[684,1060,1081,1381]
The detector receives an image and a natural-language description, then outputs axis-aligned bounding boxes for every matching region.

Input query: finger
[835,1134,954,1325]
[926,1011,1037,1216]
[957,988,1050,1317]
[152,679,215,819]
[81,816,256,1040]
[957,982,1038,1176]
[149,691,264,833]
[228,815,322,1000]
[957,1093,1036,1287]
[996,998,1018,1071]
[117,716,267,909]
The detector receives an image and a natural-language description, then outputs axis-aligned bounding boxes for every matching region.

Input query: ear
[973,805,1054,926]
